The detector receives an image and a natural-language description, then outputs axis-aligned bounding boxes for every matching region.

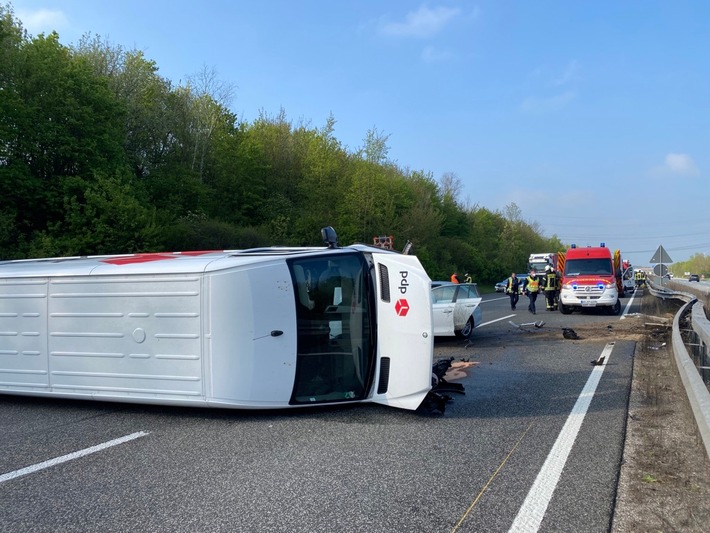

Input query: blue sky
[10,0,710,266]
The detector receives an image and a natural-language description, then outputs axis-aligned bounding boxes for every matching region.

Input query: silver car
[431,282,483,339]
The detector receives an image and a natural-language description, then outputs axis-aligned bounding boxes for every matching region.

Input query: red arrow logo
[395,299,410,316]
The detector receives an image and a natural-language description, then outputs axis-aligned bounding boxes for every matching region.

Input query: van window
[564,258,613,276]
[288,253,374,404]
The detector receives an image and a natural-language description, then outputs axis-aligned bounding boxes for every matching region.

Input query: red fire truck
[558,243,622,315]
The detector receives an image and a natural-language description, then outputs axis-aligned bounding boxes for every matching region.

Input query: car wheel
[559,303,572,315]
[455,317,475,339]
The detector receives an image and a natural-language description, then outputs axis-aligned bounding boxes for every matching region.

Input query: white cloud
[520,91,576,114]
[17,9,69,36]
[652,153,700,177]
[380,5,461,38]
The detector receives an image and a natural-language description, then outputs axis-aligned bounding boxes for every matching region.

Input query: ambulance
[558,243,622,315]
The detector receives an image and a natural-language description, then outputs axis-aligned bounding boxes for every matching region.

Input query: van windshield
[564,258,613,276]
[288,252,375,404]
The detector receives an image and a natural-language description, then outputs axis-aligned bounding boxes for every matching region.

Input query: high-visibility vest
[506,277,518,293]
[526,275,540,292]
[545,272,557,291]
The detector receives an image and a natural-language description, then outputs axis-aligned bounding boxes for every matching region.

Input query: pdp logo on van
[395,271,410,316]
[395,299,410,316]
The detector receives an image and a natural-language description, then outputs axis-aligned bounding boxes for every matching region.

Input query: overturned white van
[0,229,434,411]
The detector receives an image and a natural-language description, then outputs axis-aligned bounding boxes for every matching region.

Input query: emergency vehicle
[0,228,434,411]
[558,243,622,315]
[621,259,635,294]
[528,253,558,273]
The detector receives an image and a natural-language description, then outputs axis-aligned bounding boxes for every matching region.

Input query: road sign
[650,245,673,264]
[653,264,668,277]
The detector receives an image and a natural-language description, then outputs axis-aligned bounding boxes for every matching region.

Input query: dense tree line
[0,4,564,284]
[670,254,709,278]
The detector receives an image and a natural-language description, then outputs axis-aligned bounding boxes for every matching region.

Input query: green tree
[293,115,350,244]
[73,36,175,179]
[29,170,157,256]
[0,17,128,257]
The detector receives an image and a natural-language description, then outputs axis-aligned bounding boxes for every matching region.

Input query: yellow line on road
[451,422,534,533]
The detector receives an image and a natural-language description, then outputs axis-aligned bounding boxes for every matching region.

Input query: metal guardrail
[647,276,710,458]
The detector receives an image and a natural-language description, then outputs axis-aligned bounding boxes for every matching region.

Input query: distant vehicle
[689,274,700,282]
[621,259,635,293]
[431,282,483,340]
[528,253,558,273]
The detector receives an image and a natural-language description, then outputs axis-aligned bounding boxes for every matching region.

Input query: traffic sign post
[653,264,668,277]
[650,245,673,265]
[650,245,673,283]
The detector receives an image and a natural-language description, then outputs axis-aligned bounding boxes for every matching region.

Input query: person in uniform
[523,268,540,314]
[505,272,519,310]
[543,265,560,311]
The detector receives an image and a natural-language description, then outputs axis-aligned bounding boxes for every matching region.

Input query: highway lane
[0,291,646,532]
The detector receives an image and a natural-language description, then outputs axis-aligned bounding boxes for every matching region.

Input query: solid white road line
[508,343,615,533]
[621,290,636,319]
[482,296,510,303]
[0,431,149,484]
[476,314,516,328]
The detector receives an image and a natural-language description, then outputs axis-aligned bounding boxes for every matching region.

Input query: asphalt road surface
[0,290,645,532]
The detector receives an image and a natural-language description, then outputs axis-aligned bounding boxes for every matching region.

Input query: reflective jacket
[506,276,519,294]
[524,275,540,293]
[544,272,558,291]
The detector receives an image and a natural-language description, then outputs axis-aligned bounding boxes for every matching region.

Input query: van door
[207,263,297,405]
[288,253,375,405]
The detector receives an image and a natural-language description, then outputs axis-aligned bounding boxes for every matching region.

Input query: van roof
[565,246,612,259]
[0,245,382,278]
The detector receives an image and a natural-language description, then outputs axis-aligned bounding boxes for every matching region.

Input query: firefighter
[635,270,645,289]
[523,268,540,314]
[543,265,559,311]
[464,272,472,283]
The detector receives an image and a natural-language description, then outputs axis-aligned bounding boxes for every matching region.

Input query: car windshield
[288,252,374,404]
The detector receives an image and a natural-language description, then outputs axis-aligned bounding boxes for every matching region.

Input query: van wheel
[456,317,474,339]
[559,303,572,315]
[608,299,621,315]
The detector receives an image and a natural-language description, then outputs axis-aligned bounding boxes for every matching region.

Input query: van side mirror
[321,226,338,248]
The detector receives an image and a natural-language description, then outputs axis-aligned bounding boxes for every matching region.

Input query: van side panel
[207,264,297,405]
[0,279,50,390]
[47,276,204,399]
